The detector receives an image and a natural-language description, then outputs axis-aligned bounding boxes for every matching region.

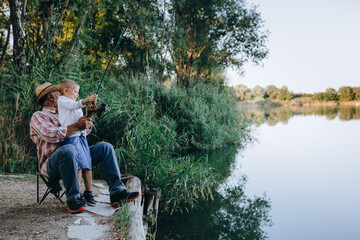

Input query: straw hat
[34,82,61,108]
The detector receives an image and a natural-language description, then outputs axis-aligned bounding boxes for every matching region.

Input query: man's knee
[61,144,77,161]
[98,142,115,153]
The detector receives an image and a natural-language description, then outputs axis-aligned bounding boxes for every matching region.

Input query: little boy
[58,79,98,206]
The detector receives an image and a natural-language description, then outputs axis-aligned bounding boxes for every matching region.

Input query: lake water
[158,106,360,240]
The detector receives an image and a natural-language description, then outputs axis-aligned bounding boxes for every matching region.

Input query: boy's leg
[89,142,126,195]
[83,169,92,191]
[77,169,82,188]
[83,169,96,206]
[46,144,81,201]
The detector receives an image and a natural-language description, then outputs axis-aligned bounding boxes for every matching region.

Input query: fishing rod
[95,0,144,94]
[86,0,143,118]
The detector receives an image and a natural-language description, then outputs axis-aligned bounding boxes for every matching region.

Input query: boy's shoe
[110,190,140,207]
[66,198,86,213]
[84,191,96,206]
[80,193,87,206]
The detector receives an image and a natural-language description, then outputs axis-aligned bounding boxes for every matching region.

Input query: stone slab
[85,202,115,217]
[93,183,106,188]
[95,194,110,203]
[99,188,110,195]
[67,225,108,240]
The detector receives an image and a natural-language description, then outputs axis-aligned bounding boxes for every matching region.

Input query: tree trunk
[40,0,55,49]
[1,21,11,68]
[9,0,26,73]
[160,0,165,82]
[146,42,150,79]
[59,0,70,23]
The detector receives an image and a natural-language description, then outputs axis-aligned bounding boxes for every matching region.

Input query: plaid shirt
[30,107,67,178]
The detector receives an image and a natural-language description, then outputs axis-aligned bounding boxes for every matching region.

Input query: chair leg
[37,173,40,204]
[40,188,51,205]
[38,174,66,205]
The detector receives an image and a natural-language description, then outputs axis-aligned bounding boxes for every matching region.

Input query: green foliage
[265,85,278,100]
[89,77,249,211]
[151,156,217,213]
[234,84,253,101]
[253,85,265,99]
[311,86,360,102]
[169,0,268,85]
[338,86,354,101]
[112,203,135,239]
[277,86,292,100]
[312,88,339,101]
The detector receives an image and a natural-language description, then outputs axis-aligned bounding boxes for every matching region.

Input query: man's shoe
[66,198,86,213]
[110,190,140,207]
[84,191,96,206]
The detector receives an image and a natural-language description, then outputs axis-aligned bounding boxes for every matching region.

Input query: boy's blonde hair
[60,79,79,94]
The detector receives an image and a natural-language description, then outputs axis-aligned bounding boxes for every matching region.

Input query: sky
[226,0,360,94]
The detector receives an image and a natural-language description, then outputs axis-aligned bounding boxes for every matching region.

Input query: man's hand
[66,116,92,138]
[76,116,93,130]
[85,104,98,118]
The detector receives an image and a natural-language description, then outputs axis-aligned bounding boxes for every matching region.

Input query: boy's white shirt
[58,95,86,137]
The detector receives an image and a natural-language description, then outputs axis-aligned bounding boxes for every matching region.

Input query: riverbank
[237,98,360,108]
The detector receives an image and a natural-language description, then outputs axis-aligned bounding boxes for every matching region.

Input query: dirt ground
[0,175,117,240]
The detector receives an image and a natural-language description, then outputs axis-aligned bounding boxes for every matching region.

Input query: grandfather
[30,82,140,213]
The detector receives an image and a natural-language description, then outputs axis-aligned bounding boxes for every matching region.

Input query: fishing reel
[85,102,108,118]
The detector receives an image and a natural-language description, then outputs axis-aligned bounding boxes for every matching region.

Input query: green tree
[324,88,338,101]
[265,85,278,100]
[234,84,252,100]
[253,85,265,99]
[277,85,292,100]
[169,0,268,87]
[338,86,354,101]
[352,87,360,100]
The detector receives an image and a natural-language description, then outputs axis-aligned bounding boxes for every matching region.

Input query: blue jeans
[47,142,126,201]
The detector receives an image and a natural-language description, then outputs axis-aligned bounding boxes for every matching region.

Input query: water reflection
[157,147,272,240]
[157,181,272,240]
[239,106,360,126]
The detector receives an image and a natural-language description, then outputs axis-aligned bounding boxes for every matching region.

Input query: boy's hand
[87,94,98,104]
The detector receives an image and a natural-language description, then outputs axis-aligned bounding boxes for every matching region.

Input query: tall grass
[1,56,251,212]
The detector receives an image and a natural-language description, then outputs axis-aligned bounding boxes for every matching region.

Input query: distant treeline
[233,84,360,101]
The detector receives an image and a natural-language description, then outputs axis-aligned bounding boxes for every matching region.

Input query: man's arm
[66,116,92,138]
[30,112,67,143]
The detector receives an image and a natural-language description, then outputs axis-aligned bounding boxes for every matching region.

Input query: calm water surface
[158,106,360,240]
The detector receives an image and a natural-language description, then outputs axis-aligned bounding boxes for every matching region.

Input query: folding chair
[36,162,66,205]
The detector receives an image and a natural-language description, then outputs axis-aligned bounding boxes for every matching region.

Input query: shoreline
[237,100,360,108]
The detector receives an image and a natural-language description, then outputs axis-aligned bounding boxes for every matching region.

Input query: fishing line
[95,0,144,94]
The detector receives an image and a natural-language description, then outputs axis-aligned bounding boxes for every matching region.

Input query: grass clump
[112,204,135,239]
